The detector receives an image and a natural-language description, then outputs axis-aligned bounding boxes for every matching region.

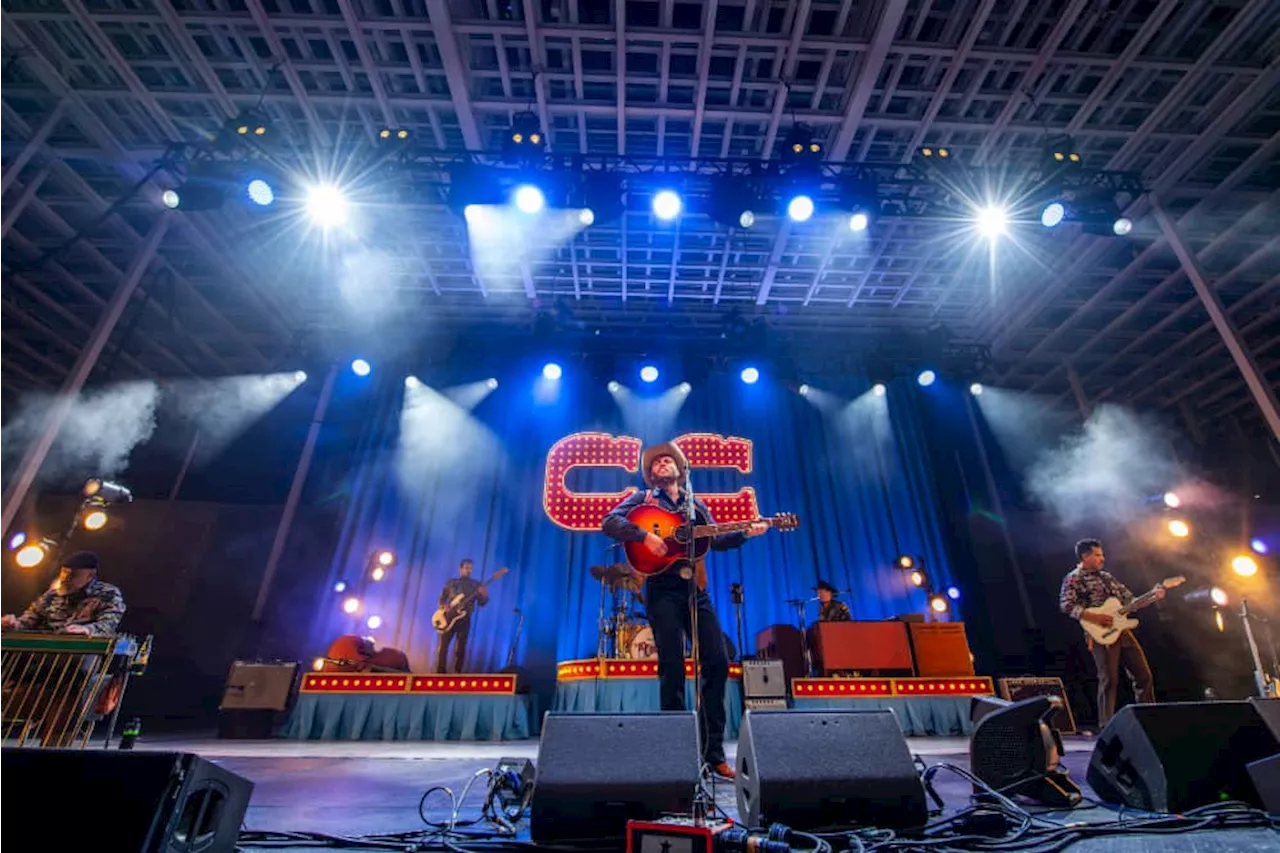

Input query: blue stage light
[786,194,815,222]
[1253,538,1269,555]
[247,179,275,206]
[640,365,659,383]
[333,580,347,593]
[947,586,961,600]
[1040,202,1065,228]
[652,190,682,221]
[513,184,545,214]
[740,367,760,384]
[351,358,371,376]
[8,532,26,551]
[542,362,563,380]
[917,369,936,387]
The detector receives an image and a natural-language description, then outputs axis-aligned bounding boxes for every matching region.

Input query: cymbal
[590,563,631,583]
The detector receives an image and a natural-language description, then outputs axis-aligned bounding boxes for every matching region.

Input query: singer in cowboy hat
[603,440,767,779]
[816,579,851,622]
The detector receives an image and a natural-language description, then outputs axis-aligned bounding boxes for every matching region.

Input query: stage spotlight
[738,210,756,228]
[14,542,48,569]
[306,185,349,228]
[1252,538,1269,555]
[1232,555,1259,578]
[246,179,275,207]
[1163,491,1181,508]
[929,593,950,614]
[542,362,563,381]
[1040,202,1065,228]
[579,208,595,226]
[161,189,180,209]
[333,581,347,593]
[1112,217,1133,236]
[849,212,869,232]
[975,205,1009,238]
[83,479,132,503]
[405,376,420,388]
[295,371,308,383]
[8,532,26,551]
[367,615,383,630]
[679,382,692,394]
[652,190,682,221]
[947,586,961,600]
[917,370,937,387]
[740,367,760,385]
[487,378,499,390]
[351,359,371,376]
[312,658,325,672]
[342,596,361,614]
[376,550,396,567]
[896,555,915,570]
[513,184,545,215]
[607,380,621,393]
[640,366,659,383]
[1167,519,1190,538]
[799,384,811,396]
[872,383,887,397]
[371,566,385,582]
[909,570,926,588]
[82,509,108,531]
[786,194,815,222]
[969,382,984,396]
[1210,587,1229,607]
[1215,609,1226,632]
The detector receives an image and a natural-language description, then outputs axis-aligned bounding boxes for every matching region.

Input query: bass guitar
[432,567,509,633]
[622,506,799,578]
[1080,575,1184,646]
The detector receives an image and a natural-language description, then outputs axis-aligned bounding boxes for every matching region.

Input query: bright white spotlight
[678,382,691,394]
[294,370,308,383]
[8,532,26,551]
[1040,202,1065,228]
[849,212,869,232]
[513,184,545,214]
[1113,216,1133,236]
[740,367,760,385]
[652,190,682,221]
[306,185,349,228]
[1210,587,1229,607]
[1163,491,1181,508]
[366,615,382,630]
[872,383,886,397]
[975,205,1008,238]
[161,189,180,209]
[579,208,595,226]
[351,359,371,376]
[247,179,275,206]
[640,366,659,383]
[1252,538,1269,555]
[542,362,563,380]
[607,380,621,393]
[947,586,961,600]
[917,370,937,387]
[486,378,499,390]
[405,376,420,388]
[333,580,347,593]
[969,382,983,396]
[738,210,756,228]
[1233,555,1259,577]
[342,596,361,614]
[1167,519,1190,538]
[786,194,815,222]
[799,384,810,396]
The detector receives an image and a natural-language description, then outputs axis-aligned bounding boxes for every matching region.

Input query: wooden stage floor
[131,734,1279,852]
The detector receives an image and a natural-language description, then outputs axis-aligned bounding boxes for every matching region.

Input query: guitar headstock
[770,513,800,531]
[1160,576,1186,589]
[492,567,510,580]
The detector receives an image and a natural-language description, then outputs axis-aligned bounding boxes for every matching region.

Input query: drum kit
[591,563,655,659]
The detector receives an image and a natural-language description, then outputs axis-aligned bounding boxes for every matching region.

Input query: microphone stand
[683,473,707,824]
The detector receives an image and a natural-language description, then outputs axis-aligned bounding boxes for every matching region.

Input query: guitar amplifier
[742,659,788,700]
[998,677,1077,734]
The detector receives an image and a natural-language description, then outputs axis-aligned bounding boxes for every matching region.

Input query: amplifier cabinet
[998,676,1077,734]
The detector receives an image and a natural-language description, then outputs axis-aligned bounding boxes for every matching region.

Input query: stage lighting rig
[378,128,411,144]
[83,479,132,504]
[781,125,823,167]
[504,111,545,164]
[1044,134,1082,167]
[918,146,951,160]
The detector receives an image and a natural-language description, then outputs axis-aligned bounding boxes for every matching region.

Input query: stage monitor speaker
[2,749,253,853]
[969,696,1081,807]
[1249,697,1280,740]
[735,709,927,831]
[219,661,298,711]
[529,712,699,843]
[1247,754,1280,815]
[1086,701,1280,813]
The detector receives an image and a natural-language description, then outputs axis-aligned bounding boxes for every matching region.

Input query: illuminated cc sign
[543,432,760,531]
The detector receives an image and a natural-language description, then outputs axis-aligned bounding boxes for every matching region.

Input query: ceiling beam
[337,0,398,129]
[425,0,483,150]
[0,100,65,195]
[152,0,239,120]
[830,0,908,160]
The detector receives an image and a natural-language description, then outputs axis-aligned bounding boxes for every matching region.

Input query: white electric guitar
[1080,576,1185,646]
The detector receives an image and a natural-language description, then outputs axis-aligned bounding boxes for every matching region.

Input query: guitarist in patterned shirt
[1059,538,1162,727]
[436,558,488,673]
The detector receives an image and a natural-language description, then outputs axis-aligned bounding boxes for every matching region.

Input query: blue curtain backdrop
[306,362,960,695]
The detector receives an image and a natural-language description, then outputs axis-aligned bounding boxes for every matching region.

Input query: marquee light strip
[556,658,744,681]
[790,677,994,698]
[543,432,761,531]
[300,673,518,695]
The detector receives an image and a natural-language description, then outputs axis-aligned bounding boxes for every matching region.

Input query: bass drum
[629,626,658,660]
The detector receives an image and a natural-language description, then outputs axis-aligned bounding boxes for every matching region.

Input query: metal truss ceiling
[2,0,1278,438]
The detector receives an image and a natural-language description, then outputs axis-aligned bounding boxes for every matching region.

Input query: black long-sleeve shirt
[439,576,489,612]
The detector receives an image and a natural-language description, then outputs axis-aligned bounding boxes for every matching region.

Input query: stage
[282,665,993,741]
[125,734,1279,852]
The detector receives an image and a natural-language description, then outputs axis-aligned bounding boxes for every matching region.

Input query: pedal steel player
[816,580,851,622]
[603,441,766,779]
[1059,538,1162,727]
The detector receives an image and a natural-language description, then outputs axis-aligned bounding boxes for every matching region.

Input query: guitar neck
[1121,588,1161,615]
[693,519,767,538]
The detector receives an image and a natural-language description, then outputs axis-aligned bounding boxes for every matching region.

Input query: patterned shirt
[16,578,126,637]
[820,600,852,622]
[1058,567,1133,621]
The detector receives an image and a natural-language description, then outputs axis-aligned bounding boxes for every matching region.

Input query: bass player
[1059,538,1163,727]
[603,441,767,779]
[436,558,488,673]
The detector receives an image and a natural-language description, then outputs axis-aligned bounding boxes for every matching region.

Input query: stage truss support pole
[963,392,1037,630]
[168,431,201,501]
[0,213,169,536]
[251,363,339,622]
[1153,199,1280,442]
[0,99,65,195]
[1065,362,1092,420]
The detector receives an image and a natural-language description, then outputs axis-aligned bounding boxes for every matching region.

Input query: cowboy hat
[640,441,689,487]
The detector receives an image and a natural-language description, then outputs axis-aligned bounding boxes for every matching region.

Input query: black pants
[1090,630,1155,727]
[646,576,729,767]
[436,618,471,674]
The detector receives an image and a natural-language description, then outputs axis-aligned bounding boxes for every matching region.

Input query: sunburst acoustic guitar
[621,505,800,578]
